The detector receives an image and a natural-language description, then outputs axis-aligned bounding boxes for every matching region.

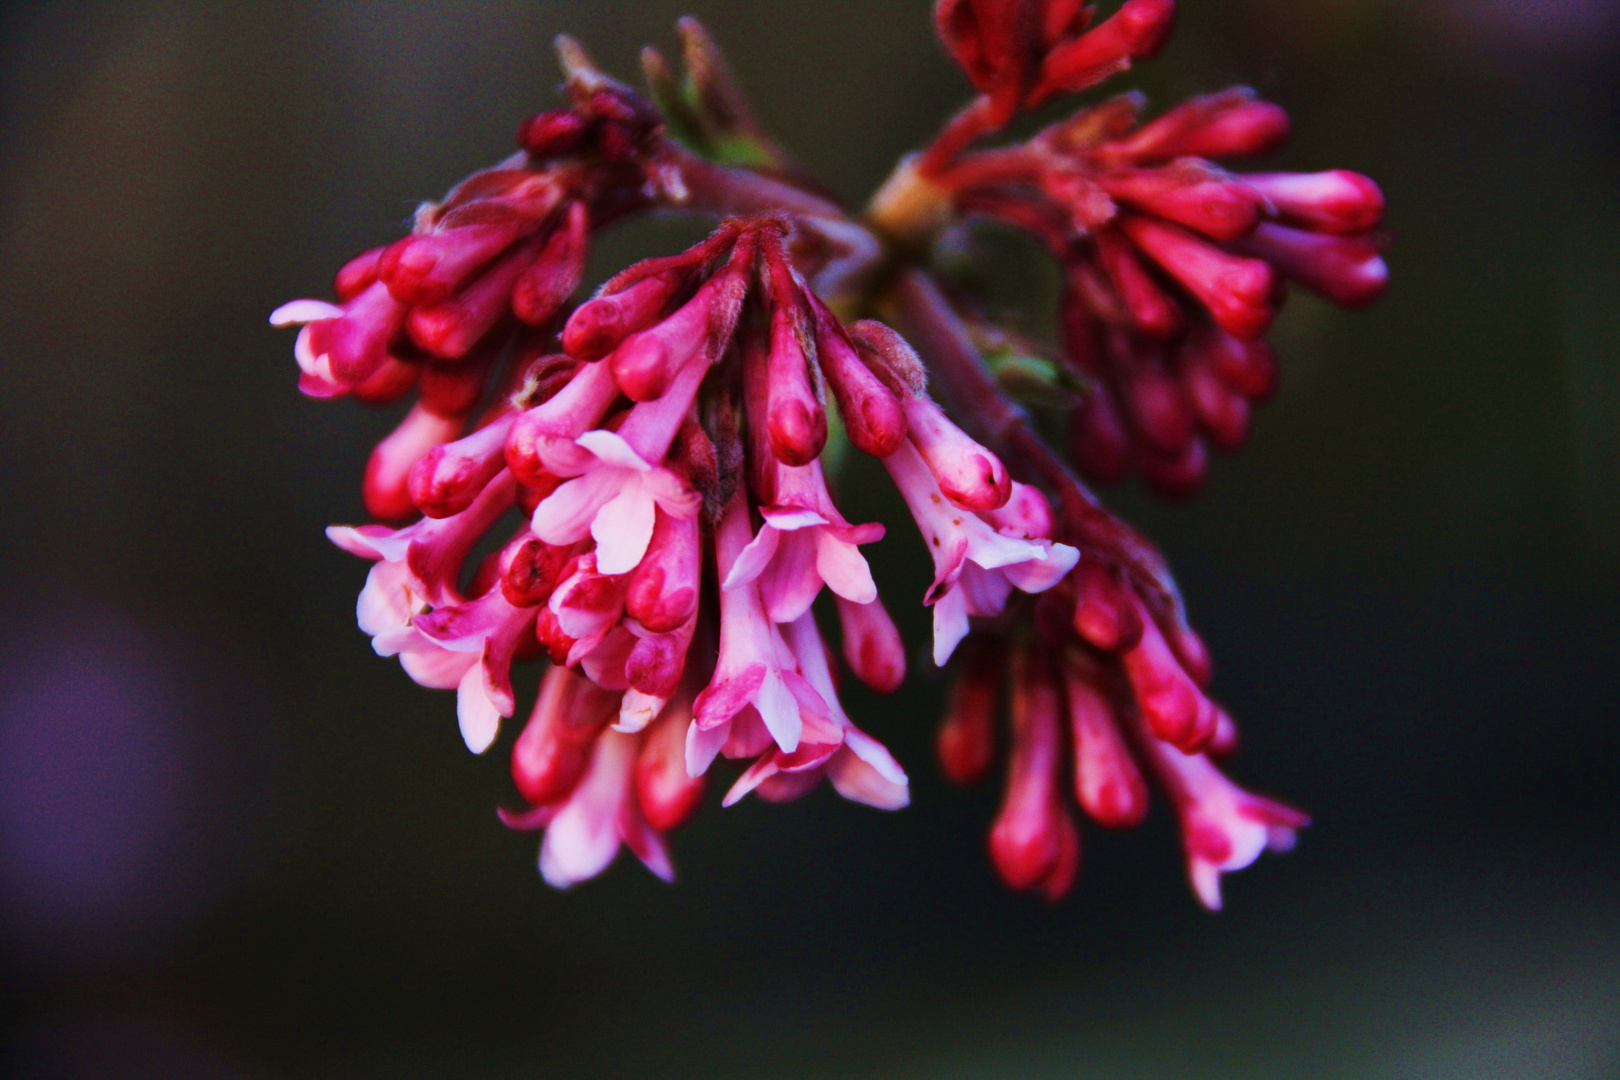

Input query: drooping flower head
[272,5,1385,904]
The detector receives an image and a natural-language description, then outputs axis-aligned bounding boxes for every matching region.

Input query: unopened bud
[835,595,907,696]
[1235,223,1388,309]
[937,635,1002,784]
[1244,170,1385,235]
[517,108,591,157]
[1120,216,1277,340]
[408,413,516,518]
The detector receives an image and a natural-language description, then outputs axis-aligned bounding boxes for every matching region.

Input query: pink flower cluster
[274,2,1383,905]
[943,90,1388,496]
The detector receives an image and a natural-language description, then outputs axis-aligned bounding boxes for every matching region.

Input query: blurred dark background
[2,2,1618,1077]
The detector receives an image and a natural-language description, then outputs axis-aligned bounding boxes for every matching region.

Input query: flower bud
[349,356,420,405]
[381,222,526,307]
[1094,228,1182,338]
[1100,162,1263,242]
[937,635,1002,784]
[1069,381,1134,484]
[1112,88,1290,162]
[517,108,591,157]
[635,702,705,831]
[835,595,907,695]
[407,233,542,359]
[418,349,495,418]
[320,281,407,385]
[499,536,578,608]
[1120,361,1196,457]
[1062,658,1149,828]
[1139,438,1207,500]
[1120,215,1276,340]
[511,665,618,806]
[989,646,1075,892]
[408,414,517,518]
[1072,561,1144,652]
[1235,223,1388,309]
[363,404,463,521]
[512,201,589,325]
[335,246,384,301]
[624,509,701,633]
[903,396,1012,511]
[812,306,907,458]
[1121,598,1216,751]
[1038,0,1176,97]
[1244,170,1385,235]
[610,232,755,401]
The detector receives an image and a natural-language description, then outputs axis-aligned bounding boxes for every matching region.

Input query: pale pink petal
[759,508,828,531]
[539,734,633,888]
[591,484,657,575]
[842,727,910,787]
[758,530,823,624]
[722,525,780,591]
[399,647,476,689]
[575,429,652,472]
[721,753,782,807]
[457,661,502,754]
[932,586,971,666]
[644,468,703,518]
[827,743,910,810]
[327,523,412,562]
[532,472,617,546]
[1002,542,1080,594]
[959,562,1014,618]
[356,560,413,637]
[685,716,730,777]
[371,626,431,657]
[814,532,878,606]
[619,807,675,882]
[581,625,636,690]
[269,299,342,326]
[963,530,1051,572]
[754,668,803,753]
[693,664,766,729]
[615,689,667,734]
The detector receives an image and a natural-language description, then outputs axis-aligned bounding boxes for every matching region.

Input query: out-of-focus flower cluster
[273,3,1383,904]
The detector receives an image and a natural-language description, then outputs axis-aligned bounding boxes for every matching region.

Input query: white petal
[1003,542,1080,594]
[815,533,877,606]
[456,662,502,754]
[614,689,667,734]
[357,560,412,637]
[754,669,802,753]
[721,525,779,591]
[685,716,729,778]
[827,745,910,810]
[591,485,657,575]
[532,473,616,546]
[931,586,970,667]
[759,508,827,531]
[575,429,652,471]
[269,298,342,326]
[399,648,476,690]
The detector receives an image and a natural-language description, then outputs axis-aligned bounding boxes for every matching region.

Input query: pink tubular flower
[689,491,829,770]
[1138,730,1307,910]
[505,727,675,889]
[277,10,1379,904]
[722,612,909,810]
[724,457,883,624]
[886,440,1078,665]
